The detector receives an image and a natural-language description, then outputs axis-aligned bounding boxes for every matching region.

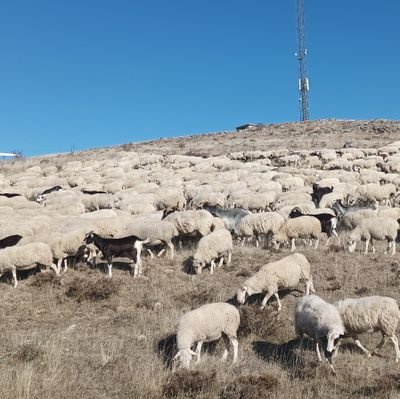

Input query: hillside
[1,118,400,399]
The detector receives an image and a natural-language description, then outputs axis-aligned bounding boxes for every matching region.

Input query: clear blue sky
[1,1,399,156]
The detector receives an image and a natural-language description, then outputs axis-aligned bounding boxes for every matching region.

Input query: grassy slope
[1,119,400,398]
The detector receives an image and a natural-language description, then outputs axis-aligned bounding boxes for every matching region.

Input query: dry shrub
[235,269,252,278]
[173,285,220,309]
[163,369,216,399]
[30,272,63,288]
[221,373,279,399]
[327,244,342,253]
[238,306,283,339]
[14,344,42,362]
[352,374,400,396]
[65,275,120,302]
[354,286,370,295]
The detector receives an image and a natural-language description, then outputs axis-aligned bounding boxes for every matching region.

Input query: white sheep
[334,296,400,361]
[236,253,315,311]
[164,209,215,244]
[173,302,240,369]
[294,294,344,374]
[193,227,233,274]
[234,211,284,247]
[272,216,322,251]
[125,220,178,259]
[0,242,59,287]
[347,216,399,255]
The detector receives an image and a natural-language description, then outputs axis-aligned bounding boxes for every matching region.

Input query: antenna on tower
[296,0,310,121]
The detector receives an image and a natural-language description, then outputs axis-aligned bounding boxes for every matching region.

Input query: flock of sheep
[2,139,400,374]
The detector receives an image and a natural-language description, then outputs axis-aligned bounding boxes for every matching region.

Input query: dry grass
[1,120,400,398]
[0,244,399,398]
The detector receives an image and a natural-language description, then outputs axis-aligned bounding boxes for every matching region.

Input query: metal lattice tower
[296,0,310,121]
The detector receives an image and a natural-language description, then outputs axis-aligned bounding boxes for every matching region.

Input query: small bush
[14,344,42,362]
[64,275,120,302]
[238,306,283,339]
[163,369,216,398]
[30,272,63,288]
[221,373,279,399]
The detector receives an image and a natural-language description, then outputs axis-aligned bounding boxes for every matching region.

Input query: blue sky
[1,1,399,156]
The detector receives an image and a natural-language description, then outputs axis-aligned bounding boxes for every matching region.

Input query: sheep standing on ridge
[334,296,400,361]
[294,295,345,374]
[347,217,399,255]
[173,302,240,369]
[236,253,314,311]
[0,242,59,287]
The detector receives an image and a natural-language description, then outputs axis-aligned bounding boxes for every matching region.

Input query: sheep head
[173,349,197,369]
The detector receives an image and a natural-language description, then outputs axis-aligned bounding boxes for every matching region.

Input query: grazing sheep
[193,227,233,274]
[347,217,399,255]
[236,253,315,311]
[294,294,344,374]
[173,302,240,369]
[0,242,59,287]
[234,212,284,247]
[272,216,322,251]
[334,296,400,361]
[332,200,379,230]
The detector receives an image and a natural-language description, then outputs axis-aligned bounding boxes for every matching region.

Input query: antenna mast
[296,0,310,121]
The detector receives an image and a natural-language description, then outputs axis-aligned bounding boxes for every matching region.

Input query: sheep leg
[260,292,273,310]
[57,258,63,274]
[167,242,174,259]
[393,241,396,256]
[195,341,203,364]
[147,249,155,259]
[315,339,323,362]
[372,333,387,356]
[290,238,296,252]
[331,229,340,245]
[364,238,370,255]
[274,292,282,312]
[389,335,400,362]
[314,238,319,250]
[63,258,68,273]
[210,260,215,274]
[230,336,239,364]
[255,235,259,248]
[11,269,18,288]
[157,248,166,257]
[218,257,224,268]
[305,277,316,295]
[50,263,60,275]
[241,237,246,247]
[353,337,372,357]
[226,251,232,265]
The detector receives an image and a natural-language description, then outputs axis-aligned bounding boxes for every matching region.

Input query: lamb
[272,216,322,251]
[0,242,59,287]
[236,253,315,311]
[192,227,233,274]
[347,217,399,255]
[234,212,284,247]
[294,294,344,374]
[173,302,240,369]
[334,296,400,362]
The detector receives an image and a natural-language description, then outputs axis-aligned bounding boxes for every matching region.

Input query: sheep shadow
[252,337,316,379]
[0,267,41,286]
[95,260,135,275]
[182,256,196,275]
[156,333,226,369]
